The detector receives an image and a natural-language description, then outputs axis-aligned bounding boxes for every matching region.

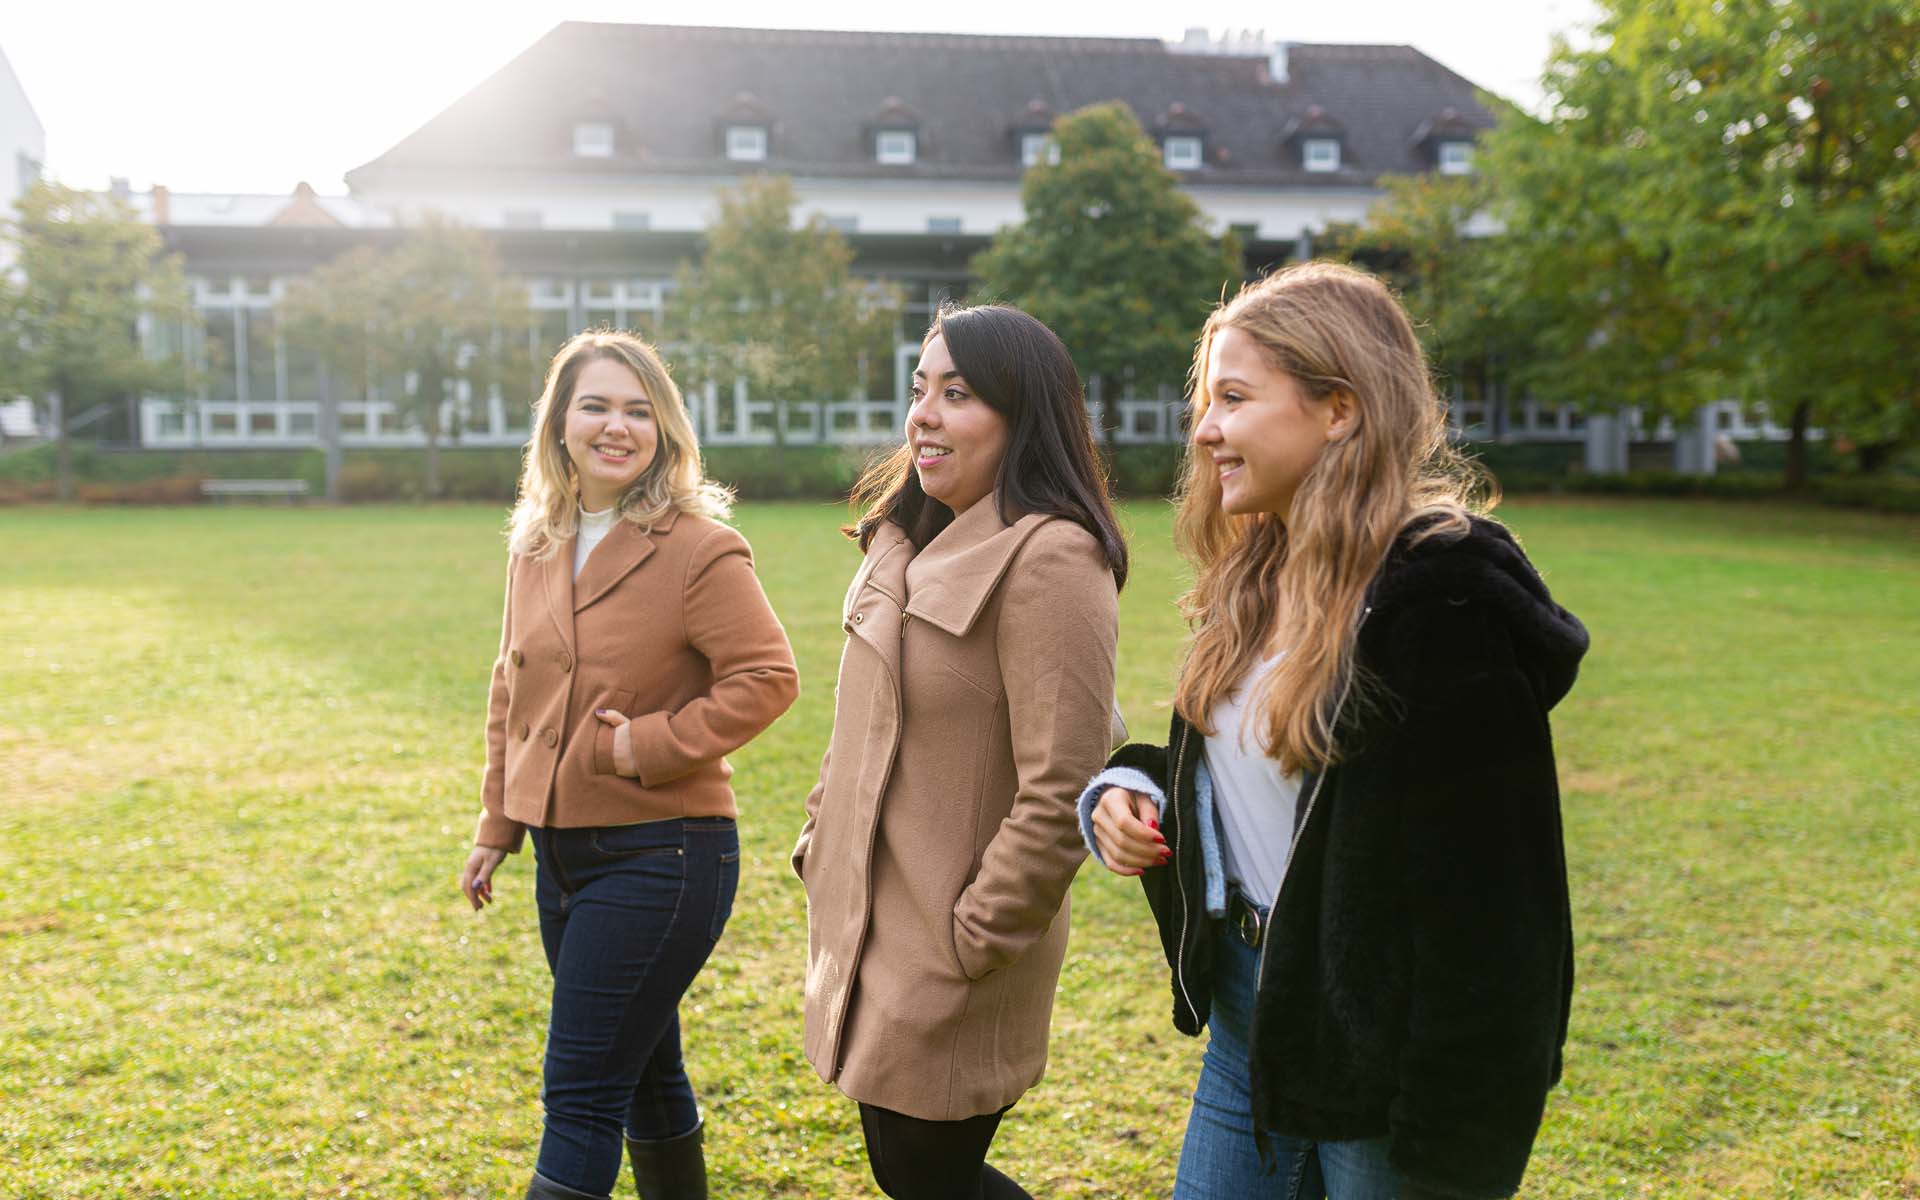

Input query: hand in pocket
[594,707,637,777]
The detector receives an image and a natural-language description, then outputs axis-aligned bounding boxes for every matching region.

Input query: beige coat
[793,500,1122,1120]
[477,509,799,851]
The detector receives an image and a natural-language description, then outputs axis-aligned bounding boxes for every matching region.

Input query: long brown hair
[1173,261,1493,771]
[848,304,1128,587]
[508,330,731,559]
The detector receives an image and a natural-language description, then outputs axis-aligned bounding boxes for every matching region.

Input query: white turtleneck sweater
[573,505,618,578]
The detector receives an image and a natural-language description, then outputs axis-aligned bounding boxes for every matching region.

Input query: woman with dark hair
[792,304,1128,1199]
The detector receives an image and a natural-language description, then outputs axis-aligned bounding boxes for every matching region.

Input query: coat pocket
[592,690,639,775]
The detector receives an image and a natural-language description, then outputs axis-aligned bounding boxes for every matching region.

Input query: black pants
[858,1102,1032,1200]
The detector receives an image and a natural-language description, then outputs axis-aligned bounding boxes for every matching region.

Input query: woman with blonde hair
[1080,262,1587,1199]
[460,330,799,1200]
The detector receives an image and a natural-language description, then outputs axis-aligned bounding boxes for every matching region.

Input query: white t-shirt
[573,505,618,578]
[1202,654,1304,908]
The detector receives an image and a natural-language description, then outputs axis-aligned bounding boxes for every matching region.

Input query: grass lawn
[2,498,1915,1199]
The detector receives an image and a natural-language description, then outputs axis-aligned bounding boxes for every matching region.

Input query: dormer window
[1021,133,1061,167]
[573,122,615,159]
[876,130,917,164]
[1163,136,1203,171]
[726,125,768,162]
[1437,140,1474,175]
[1303,138,1341,173]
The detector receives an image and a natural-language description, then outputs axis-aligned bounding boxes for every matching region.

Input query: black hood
[1366,515,1589,710]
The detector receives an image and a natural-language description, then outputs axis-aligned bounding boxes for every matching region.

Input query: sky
[2,0,1598,197]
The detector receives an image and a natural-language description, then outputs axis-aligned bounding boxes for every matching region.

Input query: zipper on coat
[1169,721,1199,1028]
[1252,604,1373,1002]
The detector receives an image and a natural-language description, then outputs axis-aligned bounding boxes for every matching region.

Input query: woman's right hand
[460,845,508,911]
[1090,787,1170,877]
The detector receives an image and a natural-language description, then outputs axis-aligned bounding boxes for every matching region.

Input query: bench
[200,478,311,503]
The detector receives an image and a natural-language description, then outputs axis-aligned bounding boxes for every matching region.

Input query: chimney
[1270,42,1291,84]
[109,176,131,199]
[152,184,171,226]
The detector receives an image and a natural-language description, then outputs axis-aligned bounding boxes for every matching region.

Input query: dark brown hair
[847,303,1128,588]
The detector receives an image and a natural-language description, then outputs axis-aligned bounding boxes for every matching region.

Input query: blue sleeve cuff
[1076,766,1166,866]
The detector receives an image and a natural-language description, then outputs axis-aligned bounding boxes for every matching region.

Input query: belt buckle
[1235,895,1263,948]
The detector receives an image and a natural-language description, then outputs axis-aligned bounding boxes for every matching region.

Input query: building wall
[0,44,45,215]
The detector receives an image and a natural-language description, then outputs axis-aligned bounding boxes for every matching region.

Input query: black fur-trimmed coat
[1104,517,1588,1199]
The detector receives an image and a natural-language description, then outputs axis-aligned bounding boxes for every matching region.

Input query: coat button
[559,651,573,672]
[509,649,524,667]
[517,722,530,741]
[542,727,558,748]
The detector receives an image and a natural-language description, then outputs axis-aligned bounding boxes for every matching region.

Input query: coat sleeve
[475,555,526,852]
[625,523,801,787]
[951,526,1119,981]
[1386,597,1573,1200]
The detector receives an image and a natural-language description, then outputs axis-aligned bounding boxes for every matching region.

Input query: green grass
[2,499,1915,1198]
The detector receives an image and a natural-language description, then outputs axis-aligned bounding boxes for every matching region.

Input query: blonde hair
[1173,261,1494,772]
[508,330,732,558]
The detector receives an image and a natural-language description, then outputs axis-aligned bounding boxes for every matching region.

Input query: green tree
[382,219,533,497]
[1324,172,1543,434]
[278,245,389,503]
[1483,0,1920,484]
[972,102,1242,434]
[670,175,899,444]
[0,182,198,501]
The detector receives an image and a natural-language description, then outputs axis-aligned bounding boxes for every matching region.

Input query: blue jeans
[530,818,739,1196]
[1175,921,1404,1200]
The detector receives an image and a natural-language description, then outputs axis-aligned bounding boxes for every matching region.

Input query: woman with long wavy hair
[460,330,799,1200]
[1080,262,1588,1200]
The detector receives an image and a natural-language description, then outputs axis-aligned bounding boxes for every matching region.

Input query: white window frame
[573,122,615,158]
[1438,140,1474,175]
[876,130,917,165]
[1021,133,1060,167]
[1163,136,1203,171]
[1303,138,1341,173]
[726,125,768,162]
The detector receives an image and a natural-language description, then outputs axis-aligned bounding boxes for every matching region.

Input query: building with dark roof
[137,21,1529,452]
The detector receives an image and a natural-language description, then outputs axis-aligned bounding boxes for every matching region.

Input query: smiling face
[907,334,1010,515]
[1193,325,1351,521]
[562,356,660,511]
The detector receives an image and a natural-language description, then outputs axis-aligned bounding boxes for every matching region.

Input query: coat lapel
[541,538,578,660]
[903,505,1055,637]
[573,509,676,613]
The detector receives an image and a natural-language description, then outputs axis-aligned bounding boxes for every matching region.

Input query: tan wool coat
[793,500,1122,1120]
[477,509,799,851]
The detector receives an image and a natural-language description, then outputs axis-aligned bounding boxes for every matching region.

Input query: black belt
[1226,884,1268,949]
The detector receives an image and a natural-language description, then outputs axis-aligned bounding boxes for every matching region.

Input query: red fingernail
[1149,819,1159,831]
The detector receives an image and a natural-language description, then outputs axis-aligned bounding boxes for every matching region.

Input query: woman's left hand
[595,707,637,776]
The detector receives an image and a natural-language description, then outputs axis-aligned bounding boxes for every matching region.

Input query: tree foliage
[669,175,899,443]
[0,182,198,500]
[971,102,1242,421]
[1480,0,1920,482]
[280,217,531,497]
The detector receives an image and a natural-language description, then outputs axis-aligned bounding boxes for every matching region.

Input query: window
[726,125,768,162]
[1303,138,1341,172]
[927,217,962,234]
[876,130,917,164]
[1438,140,1474,175]
[503,209,543,229]
[1163,136,1203,171]
[612,210,650,231]
[574,122,615,158]
[1020,133,1060,167]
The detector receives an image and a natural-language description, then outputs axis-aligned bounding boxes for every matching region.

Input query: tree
[1323,172,1543,435]
[1482,0,1920,485]
[669,175,899,444]
[281,218,531,498]
[278,245,386,504]
[381,219,533,497]
[971,102,1242,433]
[0,182,198,501]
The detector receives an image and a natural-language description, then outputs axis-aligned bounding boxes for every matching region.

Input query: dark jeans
[858,1102,1031,1200]
[530,818,739,1196]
